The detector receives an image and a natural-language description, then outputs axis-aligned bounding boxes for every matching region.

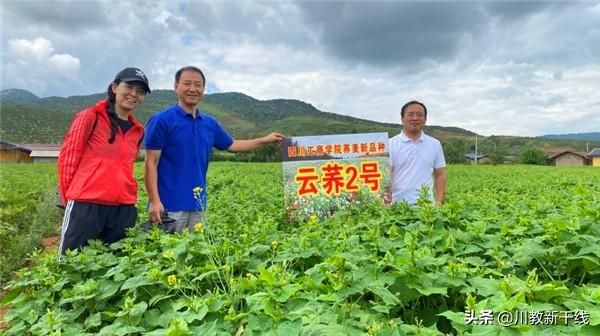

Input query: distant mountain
[540,132,600,142]
[2,89,599,158]
[0,88,474,144]
[0,89,40,104]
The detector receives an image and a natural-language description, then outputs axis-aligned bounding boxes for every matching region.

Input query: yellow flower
[194,222,204,233]
[167,274,178,287]
[307,214,318,225]
[193,186,203,194]
[271,240,279,249]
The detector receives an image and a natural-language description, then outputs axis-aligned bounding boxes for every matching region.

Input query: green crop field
[1,163,599,335]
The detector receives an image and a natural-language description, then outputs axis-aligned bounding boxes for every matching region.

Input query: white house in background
[18,144,61,163]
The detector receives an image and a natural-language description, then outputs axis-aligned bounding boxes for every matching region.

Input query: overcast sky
[2,0,599,136]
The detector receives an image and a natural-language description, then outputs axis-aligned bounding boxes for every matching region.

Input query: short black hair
[175,66,206,85]
[401,100,427,118]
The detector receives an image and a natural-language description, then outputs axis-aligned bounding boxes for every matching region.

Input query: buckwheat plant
[193,186,232,293]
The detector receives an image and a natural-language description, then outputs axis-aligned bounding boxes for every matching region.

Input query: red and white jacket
[57,99,143,205]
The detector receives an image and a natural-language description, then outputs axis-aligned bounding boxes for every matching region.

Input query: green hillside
[1,89,598,161]
[0,89,472,143]
[0,102,74,143]
[0,89,40,104]
[541,132,600,142]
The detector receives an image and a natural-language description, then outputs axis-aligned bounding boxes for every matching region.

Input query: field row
[1,163,599,335]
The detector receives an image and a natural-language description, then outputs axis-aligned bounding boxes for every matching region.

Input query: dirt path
[0,307,8,329]
[0,235,61,330]
[42,236,60,252]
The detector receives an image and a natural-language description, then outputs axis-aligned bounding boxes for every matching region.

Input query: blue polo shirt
[144,104,234,211]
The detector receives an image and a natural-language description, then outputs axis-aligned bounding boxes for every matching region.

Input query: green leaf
[165,318,191,336]
[367,285,400,306]
[258,266,277,286]
[579,325,600,336]
[98,322,144,336]
[1,321,27,335]
[578,245,600,257]
[121,275,152,291]
[567,255,600,271]
[273,284,302,303]
[144,329,170,336]
[84,312,102,329]
[412,285,447,296]
[246,292,269,313]
[588,306,600,326]
[149,294,175,308]
[371,305,390,314]
[129,301,148,320]
[438,310,470,334]
[301,323,362,336]
[179,306,208,323]
[247,313,273,332]
[143,309,166,328]
[97,281,122,301]
[272,319,301,336]
[511,242,547,267]
[531,283,570,302]
[190,270,217,282]
[190,320,218,336]
[468,277,500,297]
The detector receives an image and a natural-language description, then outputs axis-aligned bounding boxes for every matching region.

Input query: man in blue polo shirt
[389,100,447,205]
[144,66,284,232]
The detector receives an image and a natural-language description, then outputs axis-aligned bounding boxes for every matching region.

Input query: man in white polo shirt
[389,100,447,205]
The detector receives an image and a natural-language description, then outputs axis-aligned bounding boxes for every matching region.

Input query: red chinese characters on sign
[295,161,383,196]
[295,167,319,196]
[286,142,387,158]
[359,161,382,191]
[345,165,359,192]
[320,162,345,195]
[287,146,297,158]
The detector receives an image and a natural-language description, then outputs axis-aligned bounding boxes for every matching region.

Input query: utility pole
[475,134,478,165]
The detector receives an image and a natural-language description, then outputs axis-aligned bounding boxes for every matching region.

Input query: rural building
[19,144,61,163]
[590,148,600,167]
[547,151,589,166]
[464,153,491,164]
[0,140,32,163]
[0,141,61,163]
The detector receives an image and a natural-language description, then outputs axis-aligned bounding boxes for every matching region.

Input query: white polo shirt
[389,131,446,204]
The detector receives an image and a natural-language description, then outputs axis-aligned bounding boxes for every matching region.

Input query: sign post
[280,132,391,222]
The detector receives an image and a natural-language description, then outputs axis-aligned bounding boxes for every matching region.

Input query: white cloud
[48,54,81,78]
[3,37,81,94]
[8,38,54,62]
[1,1,599,136]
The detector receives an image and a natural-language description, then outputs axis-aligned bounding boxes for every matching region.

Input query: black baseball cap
[114,67,151,94]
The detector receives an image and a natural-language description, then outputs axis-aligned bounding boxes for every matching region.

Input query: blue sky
[1,0,599,137]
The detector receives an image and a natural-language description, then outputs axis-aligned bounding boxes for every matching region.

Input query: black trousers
[59,200,137,255]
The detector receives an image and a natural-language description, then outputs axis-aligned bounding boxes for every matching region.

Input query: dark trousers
[59,200,137,255]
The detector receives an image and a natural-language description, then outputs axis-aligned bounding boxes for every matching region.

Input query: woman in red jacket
[57,67,150,255]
